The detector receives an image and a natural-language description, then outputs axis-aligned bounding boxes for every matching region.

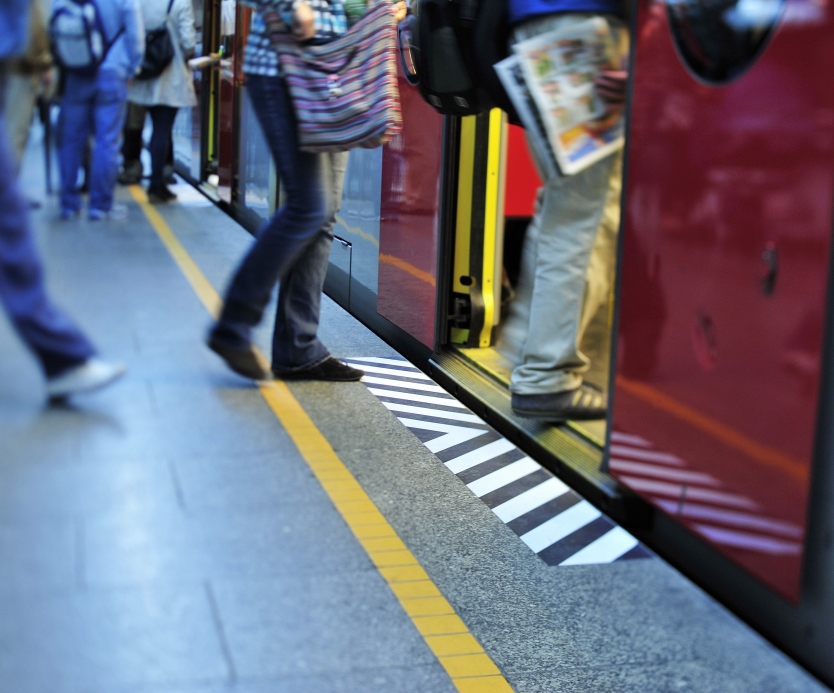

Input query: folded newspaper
[496,18,624,176]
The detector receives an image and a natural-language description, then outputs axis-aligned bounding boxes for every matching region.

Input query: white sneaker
[88,203,129,221]
[46,359,127,399]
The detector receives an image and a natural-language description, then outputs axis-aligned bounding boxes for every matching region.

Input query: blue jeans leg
[58,72,96,215]
[0,110,96,377]
[148,105,178,190]
[272,151,349,371]
[89,70,128,213]
[215,75,331,349]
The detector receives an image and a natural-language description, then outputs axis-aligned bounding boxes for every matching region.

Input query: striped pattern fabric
[270,0,402,152]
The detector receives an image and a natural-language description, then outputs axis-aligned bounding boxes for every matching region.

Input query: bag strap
[166,0,176,18]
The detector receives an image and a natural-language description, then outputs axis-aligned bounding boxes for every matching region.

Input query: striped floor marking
[345,357,652,567]
[130,186,515,693]
[609,431,804,555]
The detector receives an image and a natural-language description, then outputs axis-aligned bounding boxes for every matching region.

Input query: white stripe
[521,501,602,553]
[655,500,804,538]
[694,525,802,555]
[621,477,758,509]
[367,388,467,408]
[445,438,517,474]
[346,356,415,368]
[609,459,719,485]
[492,477,570,523]
[610,445,684,466]
[362,375,446,393]
[610,431,652,447]
[559,526,639,566]
[382,401,484,424]
[396,418,489,453]
[467,458,541,497]
[354,364,432,380]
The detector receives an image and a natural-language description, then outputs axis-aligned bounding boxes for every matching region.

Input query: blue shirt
[94,0,146,78]
[509,0,624,26]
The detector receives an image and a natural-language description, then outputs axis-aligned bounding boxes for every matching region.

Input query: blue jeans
[58,69,128,215]
[0,97,95,377]
[215,75,348,371]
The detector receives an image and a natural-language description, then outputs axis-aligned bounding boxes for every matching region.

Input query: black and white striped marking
[346,356,651,566]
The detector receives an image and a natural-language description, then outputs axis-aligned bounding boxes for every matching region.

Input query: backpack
[136,0,177,81]
[49,0,118,72]
[403,0,519,122]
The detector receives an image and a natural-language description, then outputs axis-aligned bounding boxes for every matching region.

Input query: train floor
[1,136,830,693]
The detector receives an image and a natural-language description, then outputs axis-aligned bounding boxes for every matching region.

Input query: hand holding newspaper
[496,18,624,176]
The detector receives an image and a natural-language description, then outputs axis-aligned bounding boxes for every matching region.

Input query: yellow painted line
[134,188,515,693]
[616,376,808,483]
[379,252,437,288]
[335,213,380,248]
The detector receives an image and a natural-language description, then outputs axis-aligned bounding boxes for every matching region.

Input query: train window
[666,0,785,84]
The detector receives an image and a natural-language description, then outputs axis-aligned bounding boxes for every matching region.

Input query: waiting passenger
[0,0,125,399]
[207,0,403,382]
[127,0,197,203]
[501,0,629,422]
[54,0,144,220]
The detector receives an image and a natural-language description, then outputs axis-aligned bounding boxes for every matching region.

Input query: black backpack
[136,0,176,80]
[401,0,520,122]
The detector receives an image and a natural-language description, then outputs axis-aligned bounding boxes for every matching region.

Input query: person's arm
[123,0,146,75]
[177,0,198,58]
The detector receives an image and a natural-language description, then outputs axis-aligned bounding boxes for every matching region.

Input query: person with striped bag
[207,0,405,383]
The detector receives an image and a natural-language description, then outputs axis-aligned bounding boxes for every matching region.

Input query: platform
[0,133,830,693]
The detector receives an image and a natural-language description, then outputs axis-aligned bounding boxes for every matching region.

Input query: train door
[612,0,834,601]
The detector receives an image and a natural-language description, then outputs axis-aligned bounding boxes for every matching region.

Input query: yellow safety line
[616,376,808,483]
[131,185,515,693]
[379,252,437,288]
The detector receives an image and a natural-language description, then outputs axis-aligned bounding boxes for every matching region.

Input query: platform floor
[0,136,831,693]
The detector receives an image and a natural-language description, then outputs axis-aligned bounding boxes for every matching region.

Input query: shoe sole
[47,365,127,401]
[208,338,269,380]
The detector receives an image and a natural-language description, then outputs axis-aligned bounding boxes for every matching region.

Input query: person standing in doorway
[55,0,144,220]
[0,0,126,399]
[127,0,197,203]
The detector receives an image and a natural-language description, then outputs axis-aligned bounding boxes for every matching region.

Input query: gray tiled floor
[0,136,830,693]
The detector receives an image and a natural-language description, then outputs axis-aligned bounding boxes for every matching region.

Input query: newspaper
[494,55,558,178]
[506,18,624,176]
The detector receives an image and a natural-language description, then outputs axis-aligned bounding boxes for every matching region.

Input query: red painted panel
[377,66,444,348]
[505,124,541,218]
[613,0,834,601]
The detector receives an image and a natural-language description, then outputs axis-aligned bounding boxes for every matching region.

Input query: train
[172,0,834,685]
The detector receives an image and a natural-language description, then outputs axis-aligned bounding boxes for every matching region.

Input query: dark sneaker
[147,185,177,204]
[512,384,607,422]
[208,334,269,381]
[275,357,365,382]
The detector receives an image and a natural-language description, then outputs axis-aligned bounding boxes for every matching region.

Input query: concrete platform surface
[0,136,830,693]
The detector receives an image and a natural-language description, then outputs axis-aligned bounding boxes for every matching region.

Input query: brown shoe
[208,334,268,381]
[275,357,364,382]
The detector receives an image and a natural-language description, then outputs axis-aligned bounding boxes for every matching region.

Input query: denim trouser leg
[58,73,96,214]
[216,75,333,349]
[506,13,626,396]
[272,151,349,371]
[88,70,128,213]
[0,110,96,377]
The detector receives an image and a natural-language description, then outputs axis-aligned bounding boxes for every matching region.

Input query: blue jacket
[93,0,146,79]
[509,0,624,26]
[0,0,29,60]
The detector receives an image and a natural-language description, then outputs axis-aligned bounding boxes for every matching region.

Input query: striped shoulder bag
[265,0,402,153]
